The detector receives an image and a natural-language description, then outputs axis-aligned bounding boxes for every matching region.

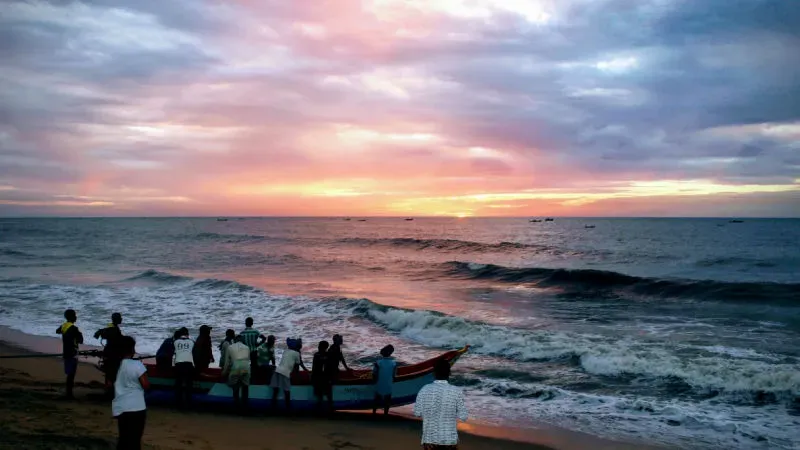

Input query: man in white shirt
[172,327,194,408]
[413,359,468,449]
[222,335,252,410]
[270,338,308,411]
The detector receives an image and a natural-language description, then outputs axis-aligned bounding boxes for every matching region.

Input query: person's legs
[382,395,392,415]
[284,389,291,410]
[372,393,380,414]
[271,387,279,409]
[242,384,250,407]
[232,383,241,406]
[117,414,130,450]
[130,410,146,450]
[174,372,183,406]
[64,357,77,399]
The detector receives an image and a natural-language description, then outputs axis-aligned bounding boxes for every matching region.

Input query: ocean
[1,217,798,449]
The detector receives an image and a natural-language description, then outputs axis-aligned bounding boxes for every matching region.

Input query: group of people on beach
[152,316,398,414]
[57,309,467,450]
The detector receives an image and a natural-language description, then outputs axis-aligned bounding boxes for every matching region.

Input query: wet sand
[0,327,659,449]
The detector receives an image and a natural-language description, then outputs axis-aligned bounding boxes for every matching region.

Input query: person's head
[172,329,182,340]
[267,335,276,346]
[333,334,343,345]
[225,329,235,341]
[380,344,394,358]
[177,327,189,338]
[199,325,212,336]
[245,317,254,327]
[111,312,122,325]
[318,340,329,353]
[235,335,244,343]
[434,359,451,381]
[120,335,136,357]
[64,309,77,323]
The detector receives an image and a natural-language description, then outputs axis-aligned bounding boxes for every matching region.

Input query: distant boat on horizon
[585,225,596,229]
[529,219,542,223]
[343,218,351,221]
[545,218,554,222]
[405,218,414,221]
[358,219,367,222]
[729,219,744,223]
[216,218,228,222]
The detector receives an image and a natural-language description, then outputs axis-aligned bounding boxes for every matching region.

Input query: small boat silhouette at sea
[529,219,542,223]
[343,218,351,221]
[729,219,744,223]
[545,218,554,222]
[358,219,367,222]
[585,225,596,229]
[216,218,228,222]
[405,218,414,221]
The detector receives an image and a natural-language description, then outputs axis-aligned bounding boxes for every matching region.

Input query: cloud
[0,0,797,217]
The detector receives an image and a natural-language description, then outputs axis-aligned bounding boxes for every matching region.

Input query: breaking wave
[442,261,800,303]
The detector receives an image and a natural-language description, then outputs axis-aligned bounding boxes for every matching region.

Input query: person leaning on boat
[192,325,214,371]
[271,337,308,410]
[372,344,397,415]
[172,327,194,408]
[256,335,277,381]
[414,359,468,450]
[222,335,252,410]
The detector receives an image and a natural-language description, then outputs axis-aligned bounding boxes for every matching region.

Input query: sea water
[1,217,798,449]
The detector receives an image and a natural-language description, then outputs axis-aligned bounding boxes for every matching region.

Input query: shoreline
[0,325,660,450]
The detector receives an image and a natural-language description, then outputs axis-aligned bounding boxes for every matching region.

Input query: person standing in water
[192,325,214,372]
[271,338,308,411]
[94,312,124,391]
[239,317,266,369]
[113,336,149,450]
[55,309,83,399]
[372,344,397,415]
[172,327,194,407]
[414,359,468,450]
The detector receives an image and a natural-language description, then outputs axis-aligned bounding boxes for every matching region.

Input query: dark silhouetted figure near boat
[94,312,124,392]
[414,359,468,449]
[172,327,194,408]
[256,334,276,382]
[155,330,178,371]
[55,308,83,399]
[373,344,397,415]
[113,336,149,450]
[218,329,236,372]
[239,317,266,369]
[312,340,332,413]
[223,335,252,411]
[271,338,308,411]
[193,324,214,371]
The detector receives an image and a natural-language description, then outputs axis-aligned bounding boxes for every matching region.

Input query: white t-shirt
[275,349,302,378]
[173,337,194,364]
[112,359,147,417]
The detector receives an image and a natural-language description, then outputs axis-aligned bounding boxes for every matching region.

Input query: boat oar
[0,352,64,359]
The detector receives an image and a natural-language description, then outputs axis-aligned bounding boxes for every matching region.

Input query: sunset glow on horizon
[1,0,798,217]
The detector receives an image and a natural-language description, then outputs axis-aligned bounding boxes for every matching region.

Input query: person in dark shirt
[324,334,352,406]
[311,340,332,412]
[94,312,123,390]
[192,325,215,372]
[55,309,83,399]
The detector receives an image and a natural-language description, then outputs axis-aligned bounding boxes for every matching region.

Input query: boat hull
[144,346,468,411]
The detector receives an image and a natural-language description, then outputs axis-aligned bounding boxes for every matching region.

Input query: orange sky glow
[0,0,798,217]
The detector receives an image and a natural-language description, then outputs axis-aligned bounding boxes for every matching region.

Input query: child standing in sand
[113,336,149,450]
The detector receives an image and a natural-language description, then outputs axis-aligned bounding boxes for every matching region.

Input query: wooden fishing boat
[144,346,469,410]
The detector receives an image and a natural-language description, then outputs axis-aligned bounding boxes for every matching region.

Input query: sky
[0,0,798,217]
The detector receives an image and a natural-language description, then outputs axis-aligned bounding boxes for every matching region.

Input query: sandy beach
[0,327,661,450]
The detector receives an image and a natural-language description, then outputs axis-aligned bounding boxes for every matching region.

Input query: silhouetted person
[239,317,266,369]
[192,325,214,371]
[312,340,333,412]
[95,312,124,394]
[55,309,83,399]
